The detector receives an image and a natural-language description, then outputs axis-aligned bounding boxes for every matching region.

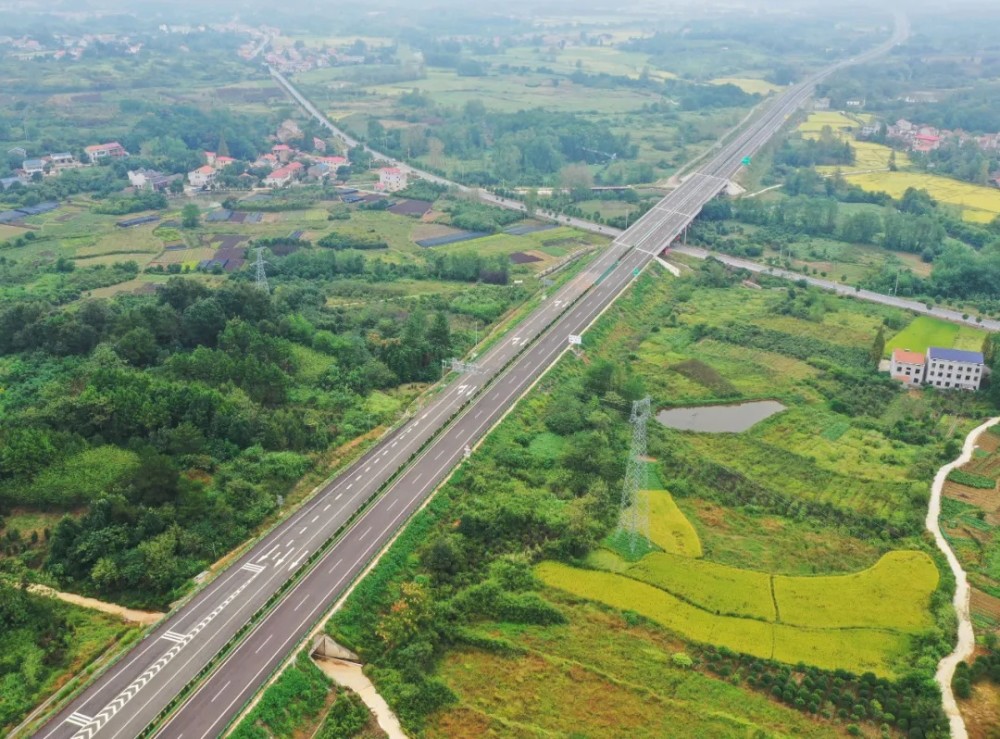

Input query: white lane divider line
[210,681,232,704]
[387,499,397,511]
[240,562,264,574]
[354,474,362,481]
[66,712,92,727]
[323,504,331,512]
[413,473,422,483]
[327,557,344,575]
[257,545,278,563]
[335,493,343,501]
[359,526,372,541]
[294,594,310,611]
[160,630,187,644]
[364,465,371,472]
[434,450,444,461]
[299,526,308,535]
[69,570,262,739]
[347,483,353,490]
[311,515,319,523]
[254,634,273,654]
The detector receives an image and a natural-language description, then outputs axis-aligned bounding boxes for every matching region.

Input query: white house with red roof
[889,349,926,386]
[378,166,407,192]
[85,142,128,161]
[188,165,217,188]
[264,161,303,187]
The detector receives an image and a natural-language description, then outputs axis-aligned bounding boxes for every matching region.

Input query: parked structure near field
[889,347,984,391]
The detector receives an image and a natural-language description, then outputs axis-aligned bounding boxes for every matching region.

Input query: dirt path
[312,656,407,739]
[29,584,164,626]
[927,417,1000,739]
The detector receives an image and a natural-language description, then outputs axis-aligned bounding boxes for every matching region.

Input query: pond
[656,400,786,433]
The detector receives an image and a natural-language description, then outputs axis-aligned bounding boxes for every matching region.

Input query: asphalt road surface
[35,17,908,739]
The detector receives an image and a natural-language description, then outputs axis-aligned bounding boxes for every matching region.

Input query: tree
[983,333,998,367]
[181,203,200,228]
[427,312,451,361]
[870,325,886,366]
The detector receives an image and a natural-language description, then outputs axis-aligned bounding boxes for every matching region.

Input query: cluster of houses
[185,143,352,190]
[2,142,128,190]
[0,33,142,61]
[262,44,373,74]
[888,347,986,392]
[884,119,1000,155]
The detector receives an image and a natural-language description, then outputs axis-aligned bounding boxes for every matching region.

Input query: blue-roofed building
[925,347,985,391]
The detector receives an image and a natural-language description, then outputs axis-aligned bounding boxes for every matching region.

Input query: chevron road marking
[68,570,262,739]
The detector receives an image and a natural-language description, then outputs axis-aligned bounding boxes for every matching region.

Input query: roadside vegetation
[325,261,997,737]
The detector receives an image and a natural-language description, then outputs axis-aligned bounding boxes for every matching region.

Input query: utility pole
[617,397,652,553]
[254,248,270,292]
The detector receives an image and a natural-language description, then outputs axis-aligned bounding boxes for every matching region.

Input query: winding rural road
[928,418,1000,739]
[34,16,913,739]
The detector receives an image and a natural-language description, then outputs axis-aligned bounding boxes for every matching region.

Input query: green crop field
[886,315,986,356]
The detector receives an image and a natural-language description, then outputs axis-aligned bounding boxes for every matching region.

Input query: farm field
[844,171,1000,223]
[709,77,782,94]
[885,315,987,356]
[538,485,937,676]
[327,235,974,738]
[940,426,1000,633]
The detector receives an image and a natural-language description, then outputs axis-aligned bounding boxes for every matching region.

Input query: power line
[254,247,269,292]
[617,396,652,553]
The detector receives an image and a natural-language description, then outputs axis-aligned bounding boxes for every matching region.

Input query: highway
[34,16,907,739]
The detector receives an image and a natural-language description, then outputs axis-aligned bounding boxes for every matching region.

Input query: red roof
[892,348,925,365]
[85,141,124,152]
[193,165,215,175]
[272,144,293,152]
[915,134,941,142]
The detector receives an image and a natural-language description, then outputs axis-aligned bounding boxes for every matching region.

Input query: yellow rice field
[842,171,1000,223]
[539,488,938,676]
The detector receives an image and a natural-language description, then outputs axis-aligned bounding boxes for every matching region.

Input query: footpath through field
[927,417,1000,739]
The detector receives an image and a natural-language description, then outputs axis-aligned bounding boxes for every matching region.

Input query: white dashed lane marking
[210,681,232,703]
[68,570,262,739]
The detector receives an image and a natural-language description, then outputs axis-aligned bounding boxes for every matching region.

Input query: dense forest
[0,240,525,608]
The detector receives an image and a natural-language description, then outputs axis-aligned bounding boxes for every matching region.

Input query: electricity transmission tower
[254,248,269,292]
[441,358,481,375]
[617,397,652,553]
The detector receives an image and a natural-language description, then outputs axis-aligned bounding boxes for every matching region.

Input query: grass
[427,597,839,739]
[886,315,987,356]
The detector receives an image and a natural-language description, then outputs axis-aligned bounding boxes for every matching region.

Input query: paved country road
[672,245,1000,332]
[34,16,908,739]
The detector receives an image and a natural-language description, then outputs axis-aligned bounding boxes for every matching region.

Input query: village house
[378,166,407,192]
[85,142,128,161]
[188,165,217,188]
[264,161,303,187]
[307,162,331,180]
[889,349,925,387]
[128,168,174,191]
[925,348,985,391]
[48,152,77,170]
[887,347,985,391]
[272,144,294,163]
[21,158,47,176]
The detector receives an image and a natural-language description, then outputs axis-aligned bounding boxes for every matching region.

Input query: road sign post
[568,335,583,346]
